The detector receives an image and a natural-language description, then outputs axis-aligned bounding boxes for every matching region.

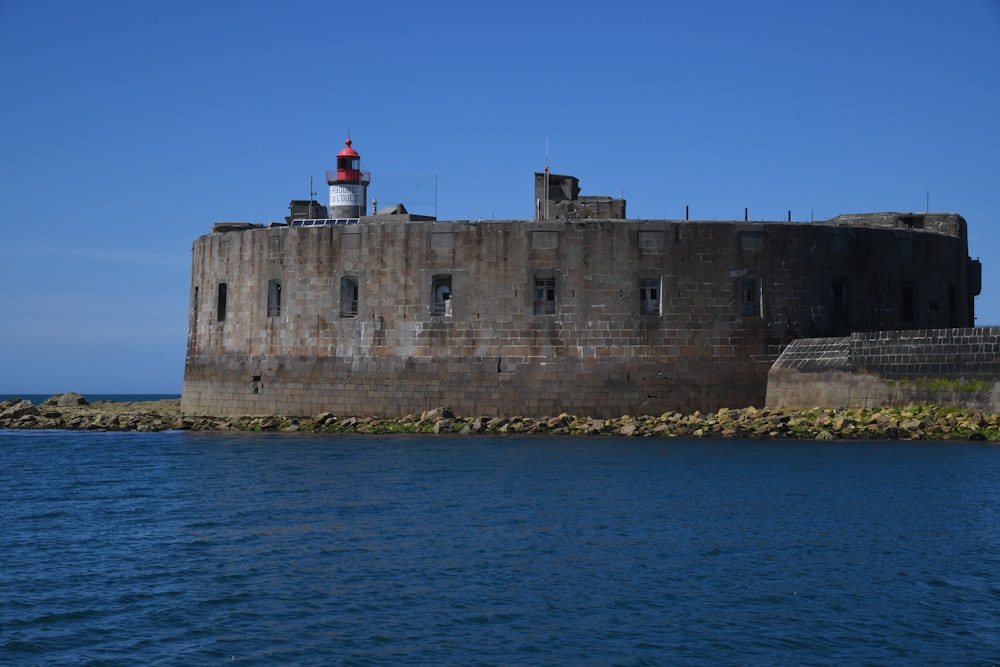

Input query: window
[192,286,199,322]
[432,274,452,317]
[340,276,358,318]
[739,231,764,251]
[831,278,848,320]
[267,279,281,317]
[217,282,228,322]
[640,277,661,316]
[902,281,915,323]
[740,277,761,317]
[533,273,556,315]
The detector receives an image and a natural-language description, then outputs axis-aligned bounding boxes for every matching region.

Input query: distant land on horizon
[0,393,182,404]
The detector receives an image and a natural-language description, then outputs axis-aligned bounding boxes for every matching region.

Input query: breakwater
[1,395,998,441]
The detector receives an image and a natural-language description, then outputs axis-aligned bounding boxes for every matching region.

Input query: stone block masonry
[181,214,977,418]
[766,327,1000,412]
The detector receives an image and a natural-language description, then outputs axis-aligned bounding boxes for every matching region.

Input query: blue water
[2,431,999,665]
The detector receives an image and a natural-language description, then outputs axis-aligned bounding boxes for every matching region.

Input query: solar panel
[289,218,360,227]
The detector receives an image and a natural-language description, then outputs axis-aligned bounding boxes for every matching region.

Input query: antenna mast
[544,139,549,220]
[309,175,316,218]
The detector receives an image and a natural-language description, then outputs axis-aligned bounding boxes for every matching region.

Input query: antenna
[309,175,316,218]
[543,138,550,220]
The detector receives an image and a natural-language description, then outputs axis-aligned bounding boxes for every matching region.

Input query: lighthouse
[326,138,370,218]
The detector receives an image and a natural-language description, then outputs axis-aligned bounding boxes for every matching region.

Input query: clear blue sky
[1,0,998,394]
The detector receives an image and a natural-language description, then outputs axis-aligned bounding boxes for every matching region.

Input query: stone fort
[180,140,983,418]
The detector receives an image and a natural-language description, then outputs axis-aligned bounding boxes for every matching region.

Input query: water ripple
[2,432,1000,664]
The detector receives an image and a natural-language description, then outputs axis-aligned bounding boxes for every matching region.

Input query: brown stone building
[181,174,980,417]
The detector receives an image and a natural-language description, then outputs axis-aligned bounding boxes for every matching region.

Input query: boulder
[0,400,39,421]
[42,392,89,407]
[422,407,455,422]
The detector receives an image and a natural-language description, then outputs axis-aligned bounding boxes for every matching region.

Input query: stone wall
[766,327,1000,411]
[181,215,976,418]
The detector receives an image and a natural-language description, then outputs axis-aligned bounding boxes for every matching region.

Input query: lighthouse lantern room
[326,138,370,218]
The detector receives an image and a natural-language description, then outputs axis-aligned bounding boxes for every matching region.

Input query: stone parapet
[767,327,1000,411]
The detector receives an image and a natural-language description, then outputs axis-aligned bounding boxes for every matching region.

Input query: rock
[314,411,336,425]
[422,407,455,422]
[42,392,89,407]
[547,414,570,429]
[1,400,39,421]
[433,418,454,433]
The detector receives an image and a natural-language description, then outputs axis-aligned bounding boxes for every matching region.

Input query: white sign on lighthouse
[329,183,362,208]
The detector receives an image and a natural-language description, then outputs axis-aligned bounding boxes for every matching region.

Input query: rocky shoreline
[2,393,998,441]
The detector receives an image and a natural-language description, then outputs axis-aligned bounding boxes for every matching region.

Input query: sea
[2,407,1000,664]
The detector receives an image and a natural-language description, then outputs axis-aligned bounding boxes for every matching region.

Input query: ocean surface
[2,429,999,666]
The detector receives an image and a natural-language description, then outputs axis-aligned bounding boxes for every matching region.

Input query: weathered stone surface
[1,395,998,442]
[768,328,1000,413]
[182,215,975,420]
[42,392,89,407]
[0,399,38,421]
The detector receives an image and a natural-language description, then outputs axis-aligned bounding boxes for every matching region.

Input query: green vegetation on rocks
[1,394,998,442]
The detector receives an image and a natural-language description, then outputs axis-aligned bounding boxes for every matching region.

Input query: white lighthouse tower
[326,138,370,218]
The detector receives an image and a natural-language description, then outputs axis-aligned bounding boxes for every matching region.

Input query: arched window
[432,274,452,317]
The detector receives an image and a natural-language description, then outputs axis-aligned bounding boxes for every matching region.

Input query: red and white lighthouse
[326,138,371,218]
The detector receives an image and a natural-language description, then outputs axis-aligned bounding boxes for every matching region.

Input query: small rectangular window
[640,277,661,316]
[902,281,915,323]
[533,274,556,315]
[740,277,761,317]
[432,274,452,317]
[831,278,848,320]
[340,276,358,318]
[217,282,228,322]
[267,279,281,317]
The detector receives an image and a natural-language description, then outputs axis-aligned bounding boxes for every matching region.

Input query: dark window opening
[267,279,281,317]
[534,274,556,315]
[831,278,848,319]
[340,276,359,318]
[192,286,199,318]
[338,156,360,171]
[740,277,761,317]
[640,277,661,316]
[902,281,915,323]
[217,282,228,322]
[432,274,452,317]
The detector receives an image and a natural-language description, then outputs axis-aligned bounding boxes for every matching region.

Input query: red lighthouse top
[328,138,370,185]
